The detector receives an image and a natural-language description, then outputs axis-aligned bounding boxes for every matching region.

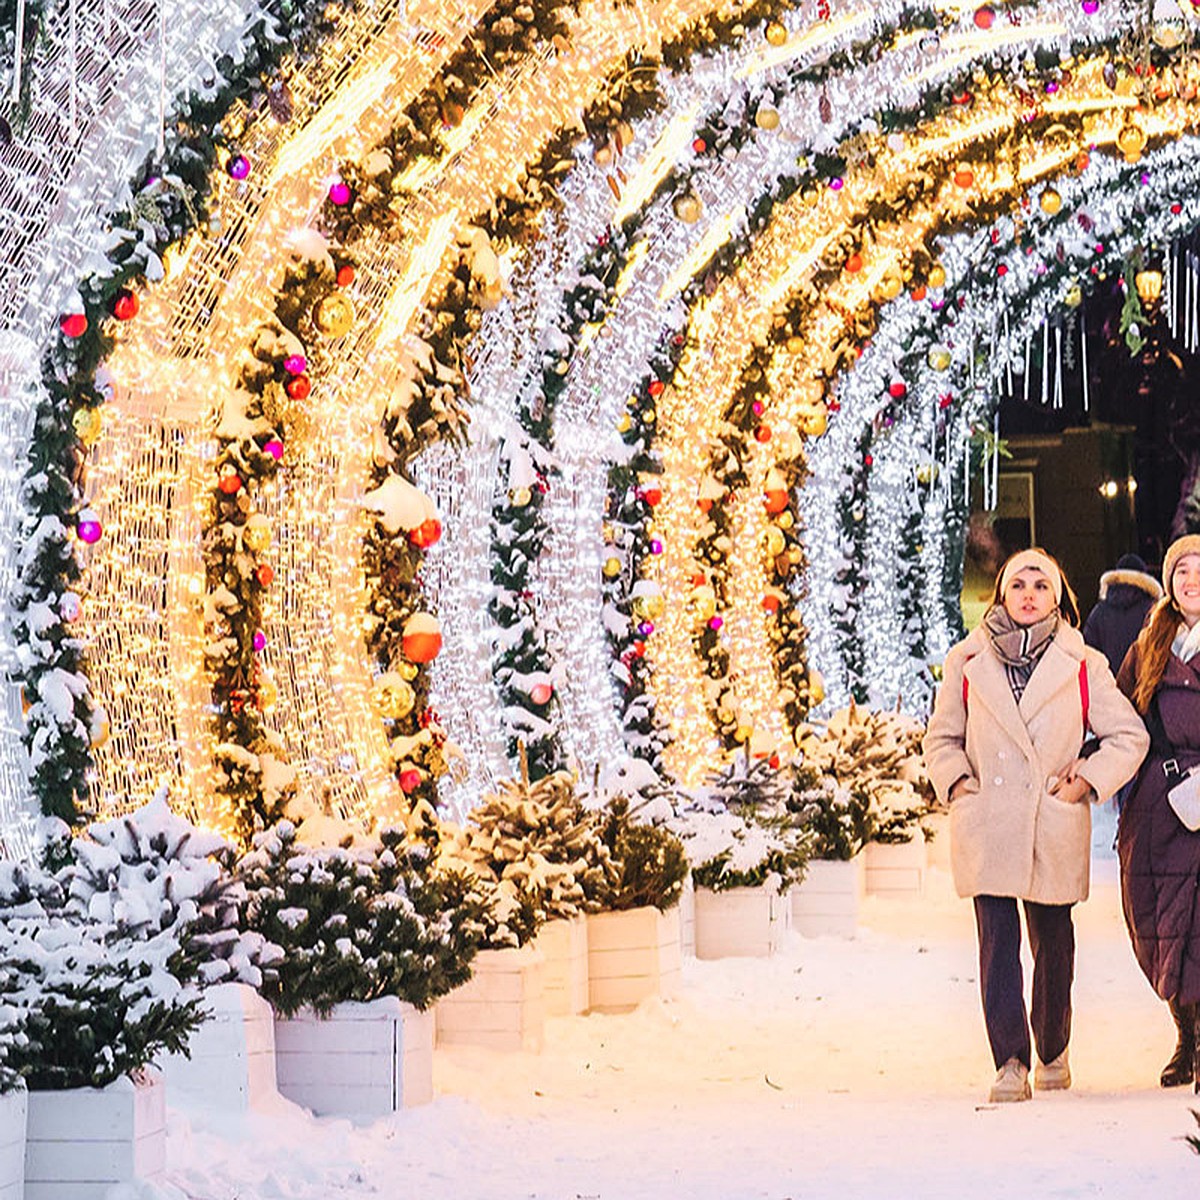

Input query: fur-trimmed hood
[1098,568,1163,606]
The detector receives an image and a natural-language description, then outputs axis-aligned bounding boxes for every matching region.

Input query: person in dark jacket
[1083,553,1163,675]
[1116,534,1200,1090]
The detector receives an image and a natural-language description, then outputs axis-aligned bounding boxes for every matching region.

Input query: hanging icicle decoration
[1165,243,1175,339]
[1080,300,1090,413]
[10,0,25,105]
[1053,325,1063,410]
[1041,320,1050,405]
[989,409,1000,511]
[1023,333,1031,402]
[1003,310,1013,396]
[157,0,167,156]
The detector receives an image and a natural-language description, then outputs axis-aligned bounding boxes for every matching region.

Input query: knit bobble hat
[1162,534,1200,601]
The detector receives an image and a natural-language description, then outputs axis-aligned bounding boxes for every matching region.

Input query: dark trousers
[973,895,1075,1070]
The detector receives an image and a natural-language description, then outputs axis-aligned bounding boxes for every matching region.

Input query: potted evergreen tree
[673,758,809,960]
[0,796,265,1199]
[585,798,688,1013]
[788,765,873,938]
[435,755,615,1043]
[238,821,488,1116]
[798,703,935,897]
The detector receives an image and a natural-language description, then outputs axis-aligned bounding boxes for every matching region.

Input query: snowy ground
[150,807,1200,1200]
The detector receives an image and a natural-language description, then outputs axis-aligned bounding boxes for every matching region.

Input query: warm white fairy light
[735,9,875,79]
[5,0,1172,852]
[613,104,701,224]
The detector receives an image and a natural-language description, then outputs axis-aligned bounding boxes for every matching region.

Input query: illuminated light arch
[75,0,810,829]
[21,0,1200,835]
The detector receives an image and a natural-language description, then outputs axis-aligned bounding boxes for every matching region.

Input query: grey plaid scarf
[981,605,1059,703]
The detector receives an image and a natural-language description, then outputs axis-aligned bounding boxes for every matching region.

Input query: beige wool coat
[924,621,1148,904]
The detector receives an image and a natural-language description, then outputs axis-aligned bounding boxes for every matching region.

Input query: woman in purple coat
[1117,534,1200,1089]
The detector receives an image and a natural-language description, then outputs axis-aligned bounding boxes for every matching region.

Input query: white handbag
[1167,765,1200,832]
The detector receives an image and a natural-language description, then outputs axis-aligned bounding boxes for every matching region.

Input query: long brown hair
[1129,596,1179,714]
[988,547,1081,628]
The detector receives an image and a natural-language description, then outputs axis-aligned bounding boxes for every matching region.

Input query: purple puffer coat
[1116,644,1200,1005]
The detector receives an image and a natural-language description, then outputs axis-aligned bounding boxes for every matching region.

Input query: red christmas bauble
[398,768,421,793]
[257,564,275,586]
[648,379,665,398]
[286,374,311,400]
[643,487,662,507]
[888,380,907,399]
[60,313,88,338]
[755,426,772,443]
[845,253,863,273]
[409,518,443,549]
[336,264,356,287]
[218,473,243,495]
[112,290,139,321]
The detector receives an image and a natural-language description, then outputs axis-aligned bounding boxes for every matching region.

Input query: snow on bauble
[361,474,440,539]
[401,613,442,663]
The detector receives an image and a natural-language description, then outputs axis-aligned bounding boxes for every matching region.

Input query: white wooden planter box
[792,857,864,938]
[436,947,545,1052]
[275,997,434,1119]
[533,917,588,1018]
[679,875,696,957]
[864,837,927,896]
[0,1086,26,1200]
[160,982,277,1110]
[693,882,790,959]
[586,905,681,1013]
[25,1068,165,1200]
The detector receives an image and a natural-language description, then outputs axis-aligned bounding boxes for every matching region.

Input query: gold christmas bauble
[777,510,794,530]
[314,293,355,337]
[1039,187,1062,216]
[616,413,632,433]
[765,20,788,45]
[603,556,622,578]
[1116,120,1147,162]
[510,486,532,507]
[1064,284,1083,308]
[673,192,703,223]
[802,410,828,438]
[755,106,781,131]
[243,514,272,553]
[372,674,415,720]
[927,346,952,372]
[257,678,279,712]
[733,724,752,743]
[765,526,786,557]
[72,406,103,445]
[396,660,419,681]
[875,271,903,302]
[928,264,947,289]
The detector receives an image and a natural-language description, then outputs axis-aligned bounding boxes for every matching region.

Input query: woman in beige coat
[925,548,1148,1103]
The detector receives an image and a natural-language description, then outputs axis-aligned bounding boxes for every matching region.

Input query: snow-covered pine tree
[237,821,489,1017]
[593,797,688,913]
[66,793,279,988]
[0,801,251,1089]
[799,702,934,844]
[676,756,810,891]
[439,747,616,946]
[789,762,873,862]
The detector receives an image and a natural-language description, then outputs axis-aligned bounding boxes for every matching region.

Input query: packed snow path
[155,813,1200,1200]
